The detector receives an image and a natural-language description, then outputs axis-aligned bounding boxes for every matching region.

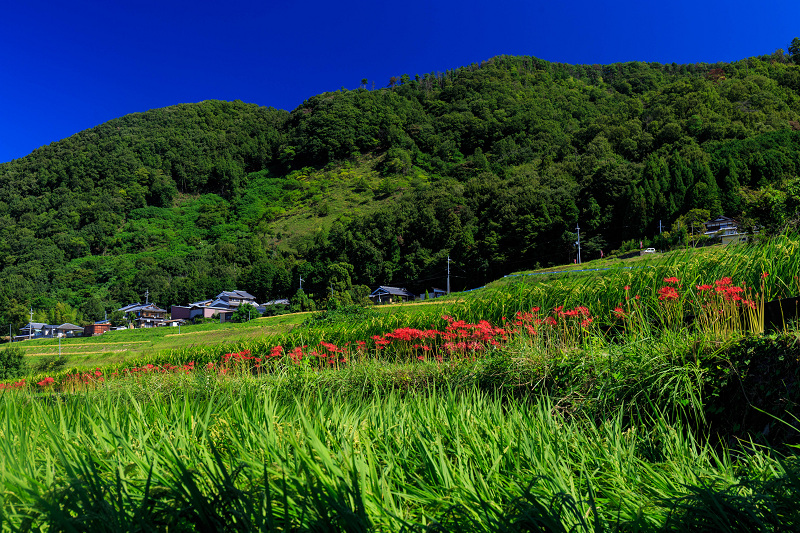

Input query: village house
[703,215,749,245]
[170,290,260,322]
[418,287,447,300]
[118,302,171,328]
[15,322,84,341]
[369,286,416,304]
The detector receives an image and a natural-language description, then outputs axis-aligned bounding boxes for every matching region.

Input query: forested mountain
[2,47,800,329]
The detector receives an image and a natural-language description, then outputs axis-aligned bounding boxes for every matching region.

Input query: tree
[789,37,800,64]
[675,209,710,246]
[231,303,257,323]
[290,288,315,312]
[108,310,126,328]
[79,297,106,324]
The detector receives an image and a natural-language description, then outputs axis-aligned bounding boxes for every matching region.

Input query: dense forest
[2,44,800,330]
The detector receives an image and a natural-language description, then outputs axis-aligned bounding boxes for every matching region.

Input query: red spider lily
[37,377,55,387]
[663,276,680,284]
[581,318,593,328]
[613,306,626,318]
[761,272,769,279]
[721,285,744,301]
[623,285,630,291]
[319,341,342,353]
[715,277,733,288]
[385,327,437,341]
[0,379,25,390]
[742,299,757,309]
[696,284,713,292]
[658,286,679,301]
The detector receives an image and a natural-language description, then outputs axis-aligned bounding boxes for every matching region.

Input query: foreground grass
[3,374,799,531]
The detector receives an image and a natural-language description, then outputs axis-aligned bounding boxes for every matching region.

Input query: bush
[0,345,26,380]
[32,354,68,374]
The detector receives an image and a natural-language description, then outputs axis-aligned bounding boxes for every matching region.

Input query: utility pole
[659,219,662,234]
[576,223,582,265]
[447,255,451,295]
[29,307,33,341]
[299,274,303,290]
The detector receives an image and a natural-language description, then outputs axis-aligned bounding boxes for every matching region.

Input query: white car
[644,248,656,253]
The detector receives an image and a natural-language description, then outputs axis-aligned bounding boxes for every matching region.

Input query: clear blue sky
[1,0,798,163]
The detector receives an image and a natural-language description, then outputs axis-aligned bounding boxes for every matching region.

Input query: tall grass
[2,383,798,530]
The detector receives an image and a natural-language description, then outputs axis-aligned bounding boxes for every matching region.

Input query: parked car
[644,248,656,253]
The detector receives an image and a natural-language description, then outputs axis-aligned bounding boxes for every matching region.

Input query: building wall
[171,306,192,320]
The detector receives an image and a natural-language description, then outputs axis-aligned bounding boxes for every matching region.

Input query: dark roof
[118,303,167,313]
[370,286,415,297]
[217,290,256,301]
[57,323,84,331]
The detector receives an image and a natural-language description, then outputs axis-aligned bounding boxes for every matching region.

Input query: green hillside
[2,49,800,330]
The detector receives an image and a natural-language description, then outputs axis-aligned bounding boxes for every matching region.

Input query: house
[16,322,84,340]
[15,322,46,341]
[703,216,749,245]
[214,290,257,308]
[172,290,262,322]
[83,321,111,337]
[419,288,447,300]
[369,286,416,304]
[118,302,170,328]
[56,323,84,337]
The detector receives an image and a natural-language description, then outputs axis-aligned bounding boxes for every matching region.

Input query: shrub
[0,345,26,380]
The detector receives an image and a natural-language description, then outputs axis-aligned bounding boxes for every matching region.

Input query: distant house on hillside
[419,287,447,300]
[703,215,749,245]
[56,323,84,337]
[210,290,258,308]
[369,286,416,304]
[15,322,46,341]
[16,322,84,340]
[171,289,260,322]
[118,302,169,328]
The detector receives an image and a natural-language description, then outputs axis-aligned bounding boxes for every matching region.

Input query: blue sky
[1,0,798,163]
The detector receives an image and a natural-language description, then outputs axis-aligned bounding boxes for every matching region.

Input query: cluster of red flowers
[10,273,772,392]
[658,277,681,301]
[0,379,25,390]
[654,275,761,309]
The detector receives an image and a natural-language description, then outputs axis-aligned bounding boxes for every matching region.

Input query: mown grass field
[2,237,800,531]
